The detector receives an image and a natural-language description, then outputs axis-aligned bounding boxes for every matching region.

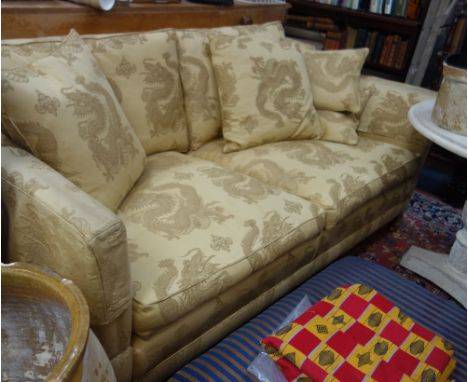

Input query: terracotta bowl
[1,262,89,381]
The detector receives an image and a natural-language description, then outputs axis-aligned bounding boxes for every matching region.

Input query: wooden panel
[1,0,289,39]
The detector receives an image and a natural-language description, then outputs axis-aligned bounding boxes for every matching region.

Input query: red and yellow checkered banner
[262,284,456,382]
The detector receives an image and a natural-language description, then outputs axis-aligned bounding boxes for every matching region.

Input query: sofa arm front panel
[1,146,132,326]
[358,75,437,154]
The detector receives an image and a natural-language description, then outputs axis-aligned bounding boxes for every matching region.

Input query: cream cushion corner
[86,30,189,155]
[118,152,325,333]
[1,30,146,211]
[176,22,286,151]
[301,47,369,113]
[209,37,323,153]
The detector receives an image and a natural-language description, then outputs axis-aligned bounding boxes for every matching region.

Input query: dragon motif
[141,53,186,136]
[61,75,139,181]
[153,248,233,324]
[367,91,421,140]
[199,166,277,204]
[236,158,313,195]
[242,211,295,271]
[305,51,362,94]
[251,57,305,128]
[122,182,233,240]
[283,142,355,170]
[11,121,62,168]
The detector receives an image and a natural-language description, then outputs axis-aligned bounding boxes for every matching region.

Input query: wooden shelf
[286,0,428,80]
[1,0,289,39]
[287,0,421,36]
[365,61,405,75]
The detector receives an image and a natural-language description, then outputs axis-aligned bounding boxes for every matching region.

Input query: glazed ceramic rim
[2,262,90,381]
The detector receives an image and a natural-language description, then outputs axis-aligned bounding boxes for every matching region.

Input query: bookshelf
[286,0,429,80]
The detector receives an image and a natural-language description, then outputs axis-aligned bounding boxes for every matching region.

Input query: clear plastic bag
[247,295,312,382]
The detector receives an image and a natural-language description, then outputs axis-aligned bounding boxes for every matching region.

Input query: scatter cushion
[1,30,146,211]
[301,47,369,113]
[317,110,359,145]
[190,137,420,228]
[118,152,325,331]
[176,22,286,151]
[86,30,189,154]
[209,37,323,153]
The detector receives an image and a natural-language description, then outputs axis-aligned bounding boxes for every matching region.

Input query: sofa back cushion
[209,37,324,153]
[86,31,189,154]
[2,30,189,155]
[1,30,146,211]
[176,22,286,151]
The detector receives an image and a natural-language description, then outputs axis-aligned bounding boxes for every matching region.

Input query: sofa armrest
[1,145,131,326]
[358,75,437,155]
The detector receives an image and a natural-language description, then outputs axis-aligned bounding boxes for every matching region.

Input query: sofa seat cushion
[190,137,420,229]
[117,152,325,334]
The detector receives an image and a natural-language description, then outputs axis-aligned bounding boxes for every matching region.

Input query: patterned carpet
[350,190,464,301]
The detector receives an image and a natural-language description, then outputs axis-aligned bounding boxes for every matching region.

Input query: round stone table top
[408,99,467,158]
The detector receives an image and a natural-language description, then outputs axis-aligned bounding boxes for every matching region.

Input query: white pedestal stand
[400,99,467,307]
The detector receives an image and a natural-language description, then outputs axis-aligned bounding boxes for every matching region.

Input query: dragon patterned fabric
[301,47,369,113]
[317,110,360,145]
[1,30,146,211]
[190,137,420,229]
[2,28,189,155]
[117,152,325,331]
[208,36,324,153]
[86,30,189,155]
[262,284,456,382]
[358,76,436,153]
[1,145,131,326]
[176,22,286,151]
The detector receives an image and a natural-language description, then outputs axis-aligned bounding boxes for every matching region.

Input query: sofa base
[136,197,410,381]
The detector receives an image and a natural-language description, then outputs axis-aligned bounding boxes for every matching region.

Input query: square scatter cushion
[1,30,146,211]
[177,22,286,151]
[209,37,324,153]
[301,46,369,113]
[86,30,189,155]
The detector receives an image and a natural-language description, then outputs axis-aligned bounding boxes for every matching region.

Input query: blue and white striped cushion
[170,256,466,382]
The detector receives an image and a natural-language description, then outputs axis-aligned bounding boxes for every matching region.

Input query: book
[384,0,395,15]
[355,28,369,48]
[324,31,343,50]
[379,34,393,65]
[367,31,378,60]
[351,0,360,9]
[388,34,402,67]
[284,25,326,46]
[406,0,420,20]
[395,39,409,69]
[359,0,371,10]
[394,0,407,16]
[346,27,358,48]
[371,33,386,63]
[370,0,384,13]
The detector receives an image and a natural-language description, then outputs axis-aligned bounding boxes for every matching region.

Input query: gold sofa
[1,23,435,382]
